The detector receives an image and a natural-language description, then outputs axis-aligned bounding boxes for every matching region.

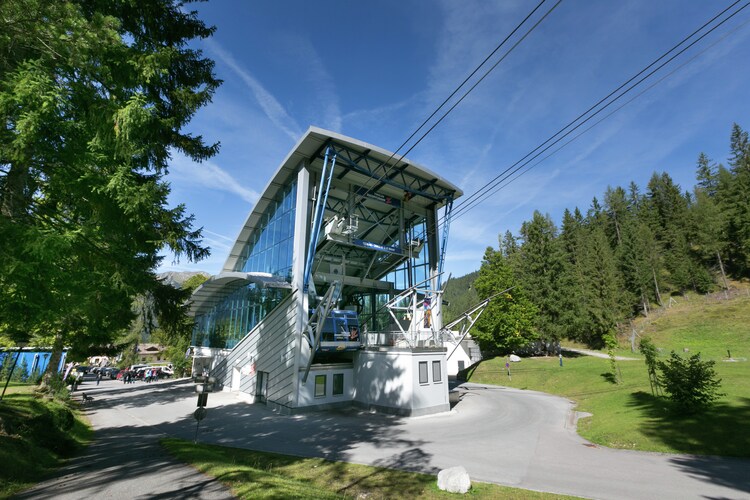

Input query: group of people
[143,368,160,383]
[120,367,160,384]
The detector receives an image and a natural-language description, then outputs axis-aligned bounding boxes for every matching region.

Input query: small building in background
[135,343,167,364]
[0,348,67,381]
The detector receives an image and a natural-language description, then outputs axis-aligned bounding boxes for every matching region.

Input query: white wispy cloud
[203,229,234,244]
[281,36,342,132]
[343,92,424,128]
[205,39,302,140]
[169,153,259,204]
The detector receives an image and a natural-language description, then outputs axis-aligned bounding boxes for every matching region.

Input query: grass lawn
[465,293,750,457]
[161,438,580,499]
[0,384,92,497]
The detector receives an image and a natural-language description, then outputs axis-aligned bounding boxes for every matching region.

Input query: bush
[37,374,70,401]
[657,351,724,413]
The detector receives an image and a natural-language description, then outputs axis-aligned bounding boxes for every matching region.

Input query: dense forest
[446,123,750,353]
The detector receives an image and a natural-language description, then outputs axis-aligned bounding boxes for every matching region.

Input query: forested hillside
[465,123,750,353]
[443,271,479,323]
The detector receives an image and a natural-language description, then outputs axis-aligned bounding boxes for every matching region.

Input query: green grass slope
[0,386,92,497]
[465,292,750,457]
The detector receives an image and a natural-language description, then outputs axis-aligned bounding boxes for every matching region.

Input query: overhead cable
[352,0,559,206]
[446,0,749,225]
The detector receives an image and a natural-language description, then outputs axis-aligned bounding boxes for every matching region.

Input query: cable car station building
[189,127,478,416]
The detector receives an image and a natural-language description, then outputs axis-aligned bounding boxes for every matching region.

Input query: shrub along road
[15,377,750,499]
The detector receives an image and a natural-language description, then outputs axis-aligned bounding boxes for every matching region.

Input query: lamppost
[1,342,29,402]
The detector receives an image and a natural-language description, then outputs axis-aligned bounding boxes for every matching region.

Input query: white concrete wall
[212,290,300,410]
[410,350,449,414]
[353,348,449,415]
[444,341,472,376]
[297,364,354,408]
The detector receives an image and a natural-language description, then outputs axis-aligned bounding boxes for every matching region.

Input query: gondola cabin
[318,309,360,352]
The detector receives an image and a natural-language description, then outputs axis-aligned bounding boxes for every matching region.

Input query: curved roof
[188,272,292,316]
[222,126,463,273]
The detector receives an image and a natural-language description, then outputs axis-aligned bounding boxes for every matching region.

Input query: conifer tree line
[469,123,750,353]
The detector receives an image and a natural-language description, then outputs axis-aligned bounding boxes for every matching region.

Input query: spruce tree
[691,155,730,293]
[517,211,566,345]
[558,208,588,340]
[725,124,750,275]
[645,173,710,293]
[0,0,219,380]
[603,186,629,247]
[576,225,629,347]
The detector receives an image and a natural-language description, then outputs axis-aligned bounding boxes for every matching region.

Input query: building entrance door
[256,371,268,404]
[232,366,241,391]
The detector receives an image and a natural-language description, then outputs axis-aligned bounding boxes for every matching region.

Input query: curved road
[17,378,750,499]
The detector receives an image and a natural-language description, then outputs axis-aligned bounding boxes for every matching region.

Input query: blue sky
[160,0,750,278]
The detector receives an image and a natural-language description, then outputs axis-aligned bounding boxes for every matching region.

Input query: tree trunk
[652,268,663,306]
[41,332,66,387]
[0,164,30,219]
[717,251,729,299]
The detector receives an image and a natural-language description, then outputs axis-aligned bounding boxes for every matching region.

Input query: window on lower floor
[419,361,428,384]
[333,373,344,396]
[432,360,442,383]
[315,374,326,397]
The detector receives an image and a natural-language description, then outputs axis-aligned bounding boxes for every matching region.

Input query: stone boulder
[437,466,471,494]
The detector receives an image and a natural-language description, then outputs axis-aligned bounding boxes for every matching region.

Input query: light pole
[1,342,29,402]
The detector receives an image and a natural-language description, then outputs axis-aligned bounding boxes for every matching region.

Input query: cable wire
[352,0,559,206]
[451,12,750,224]
[447,0,749,225]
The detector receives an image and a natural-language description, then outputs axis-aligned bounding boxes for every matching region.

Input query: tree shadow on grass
[627,391,750,495]
[163,438,436,500]
[627,392,750,457]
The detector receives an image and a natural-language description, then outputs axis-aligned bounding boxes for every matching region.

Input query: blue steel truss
[437,198,453,289]
[309,140,457,204]
[303,146,337,293]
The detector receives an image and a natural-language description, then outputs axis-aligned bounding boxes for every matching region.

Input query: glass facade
[192,284,289,349]
[353,220,433,332]
[238,181,297,280]
[382,220,430,291]
[191,180,297,350]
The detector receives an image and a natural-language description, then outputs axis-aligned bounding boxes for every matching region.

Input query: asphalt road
[15,376,750,499]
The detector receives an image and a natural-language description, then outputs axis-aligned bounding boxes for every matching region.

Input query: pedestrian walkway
[15,379,235,500]
[562,346,639,360]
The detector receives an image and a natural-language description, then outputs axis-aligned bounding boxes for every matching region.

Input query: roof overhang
[188,272,292,317]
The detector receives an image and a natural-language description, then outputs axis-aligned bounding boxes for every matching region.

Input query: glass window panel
[269,219,278,246]
[284,238,293,270]
[315,375,326,397]
[333,373,344,396]
[419,361,428,384]
[272,244,280,276]
[257,250,265,274]
[281,214,291,240]
[265,249,273,274]
[432,360,442,383]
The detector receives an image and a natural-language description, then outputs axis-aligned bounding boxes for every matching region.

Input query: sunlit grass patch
[161,438,581,499]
